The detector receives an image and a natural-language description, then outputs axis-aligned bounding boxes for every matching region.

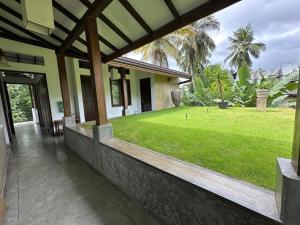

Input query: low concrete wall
[65,126,282,225]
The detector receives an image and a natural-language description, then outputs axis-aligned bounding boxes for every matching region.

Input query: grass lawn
[82,107,295,190]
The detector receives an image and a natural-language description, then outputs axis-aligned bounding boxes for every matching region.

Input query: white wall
[65,58,180,122]
[66,58,140,122]
[0,38,64,121]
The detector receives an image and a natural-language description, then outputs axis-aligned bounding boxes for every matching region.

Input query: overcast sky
[129,0,300,71]
[210,0,300,71]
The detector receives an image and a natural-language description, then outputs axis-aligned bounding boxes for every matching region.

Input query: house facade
[0,37,190,129]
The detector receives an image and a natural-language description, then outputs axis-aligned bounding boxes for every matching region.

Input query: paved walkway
[4,122,161,225]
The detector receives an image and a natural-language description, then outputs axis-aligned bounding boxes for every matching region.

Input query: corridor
[4,122,161,225]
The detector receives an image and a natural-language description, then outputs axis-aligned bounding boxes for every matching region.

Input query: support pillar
[275,67,300,225]
[56,53,71,117]
[85,16,112,141]
[120,67,129,116]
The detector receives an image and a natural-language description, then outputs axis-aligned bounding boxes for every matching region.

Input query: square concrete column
[64,116,76,127]
[92,124,113,142]
[276,158,300,225]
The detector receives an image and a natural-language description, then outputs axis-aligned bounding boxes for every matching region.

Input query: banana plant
[269,71,299,106]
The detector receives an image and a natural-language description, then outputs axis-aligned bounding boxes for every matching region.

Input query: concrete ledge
[65,126,282,225]
[276,158,300,225]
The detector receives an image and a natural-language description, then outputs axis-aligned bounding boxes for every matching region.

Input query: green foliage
[257,76,274,90]
[7,84,33,123]
[182,77,213,106]
[203,64,232,101]
[237,64,251,86]
[269,71,298,106]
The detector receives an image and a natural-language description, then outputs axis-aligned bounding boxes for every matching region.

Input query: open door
[140,78,152,112]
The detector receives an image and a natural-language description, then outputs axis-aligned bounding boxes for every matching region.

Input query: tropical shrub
[182,77,213,106]
[7,84,33,123]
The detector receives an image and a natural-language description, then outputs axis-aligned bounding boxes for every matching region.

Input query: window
[110,79,131,107]
[78,60,90,69]
[3,51,44,65]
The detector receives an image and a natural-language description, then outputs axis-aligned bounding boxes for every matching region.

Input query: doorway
[0,70,53,137]
[80,75,96,122]
[140,78,152,112]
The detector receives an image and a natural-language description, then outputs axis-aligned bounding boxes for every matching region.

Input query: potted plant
[217,74,228,109]
[256,77,273,111]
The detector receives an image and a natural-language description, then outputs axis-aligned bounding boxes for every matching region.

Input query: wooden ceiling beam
[164,0,180,20]
[57,0,113,55]
[78,0,132,44]
[0,2,87,48]
[0,27,55,50]
[54,21,87,45]
[0,15,57,49]
[104,0,240,62]
[53,2,116,53]
[119,0,152,34]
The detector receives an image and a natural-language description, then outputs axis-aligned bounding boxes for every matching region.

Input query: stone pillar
[275,68,300,225]
[256,89,268,111]
[276,158,300,225]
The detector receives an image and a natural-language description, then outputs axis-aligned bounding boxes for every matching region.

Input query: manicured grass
[82,107,295,190]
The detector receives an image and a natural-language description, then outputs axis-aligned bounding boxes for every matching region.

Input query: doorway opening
[0,70,53,141]
[140,78,152,112]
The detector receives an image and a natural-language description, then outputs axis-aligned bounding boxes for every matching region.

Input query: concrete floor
[4,122,161,225]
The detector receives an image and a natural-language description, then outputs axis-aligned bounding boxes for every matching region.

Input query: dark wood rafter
[0,27,55,49]
[54,21,87,45]
[56,53,72,117]
[78,0,132,44]
[85,16,108,125]
[0,15,56,49]
[0,1,87,47]
[57,0,114,55]
[163,0,180,20]
[53,0,115,53]
[99,14,132,44]
[0,2,85,56]
[119,0,152,34]
[104,0,241,62]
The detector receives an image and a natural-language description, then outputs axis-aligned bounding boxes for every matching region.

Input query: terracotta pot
[171,89,182,107]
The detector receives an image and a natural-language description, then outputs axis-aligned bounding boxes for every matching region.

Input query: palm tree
[134,16,219,73]
[225,24,266,69]
[176,16,220,75]
[137,36,177,67]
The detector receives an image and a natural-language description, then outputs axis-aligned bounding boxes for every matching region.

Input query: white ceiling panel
[99,41,114,55]
[128,0,174,30]
[53,8,76,31]
[172,0,209,16]
[103,0,147,42]
[0,0,21,13]
[72,40,87,53]
[56,0,87,19]
[96,18,127,49]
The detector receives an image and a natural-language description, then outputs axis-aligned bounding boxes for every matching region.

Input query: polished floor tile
[4,122,161,225]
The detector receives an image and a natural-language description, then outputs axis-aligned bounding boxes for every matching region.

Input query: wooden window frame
[110,79,131,107]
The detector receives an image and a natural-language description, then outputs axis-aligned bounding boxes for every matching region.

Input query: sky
[129,0,300,72]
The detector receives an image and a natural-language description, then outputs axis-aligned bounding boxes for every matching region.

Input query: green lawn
[82,107,295,190]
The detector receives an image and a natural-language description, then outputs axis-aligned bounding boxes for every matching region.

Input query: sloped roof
[109,57,191,78]
[0,0,240,62]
